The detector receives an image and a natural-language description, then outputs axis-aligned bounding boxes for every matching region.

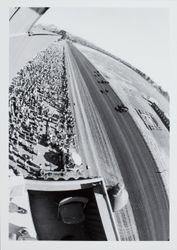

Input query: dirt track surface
[67,43,169,240]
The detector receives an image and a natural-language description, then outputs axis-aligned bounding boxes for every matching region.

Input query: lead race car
[115,104,129,113]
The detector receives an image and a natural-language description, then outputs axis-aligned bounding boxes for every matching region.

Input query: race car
[115,104,128,113]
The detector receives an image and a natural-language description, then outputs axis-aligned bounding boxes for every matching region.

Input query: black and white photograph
[1,0,177,249]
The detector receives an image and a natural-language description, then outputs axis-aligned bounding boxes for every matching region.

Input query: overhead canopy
[9,7,57,81]
[9,7,49,35]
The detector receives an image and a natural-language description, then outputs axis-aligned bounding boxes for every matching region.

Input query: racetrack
[65,42,169,240]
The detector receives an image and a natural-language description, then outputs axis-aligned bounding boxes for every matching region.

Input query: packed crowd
[9,42,88,180]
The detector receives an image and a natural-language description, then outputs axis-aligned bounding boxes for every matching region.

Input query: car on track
[115,104,128,113]
[100,89,109,94]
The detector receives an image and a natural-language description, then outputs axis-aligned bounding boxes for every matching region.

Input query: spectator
[9,43,87,181]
